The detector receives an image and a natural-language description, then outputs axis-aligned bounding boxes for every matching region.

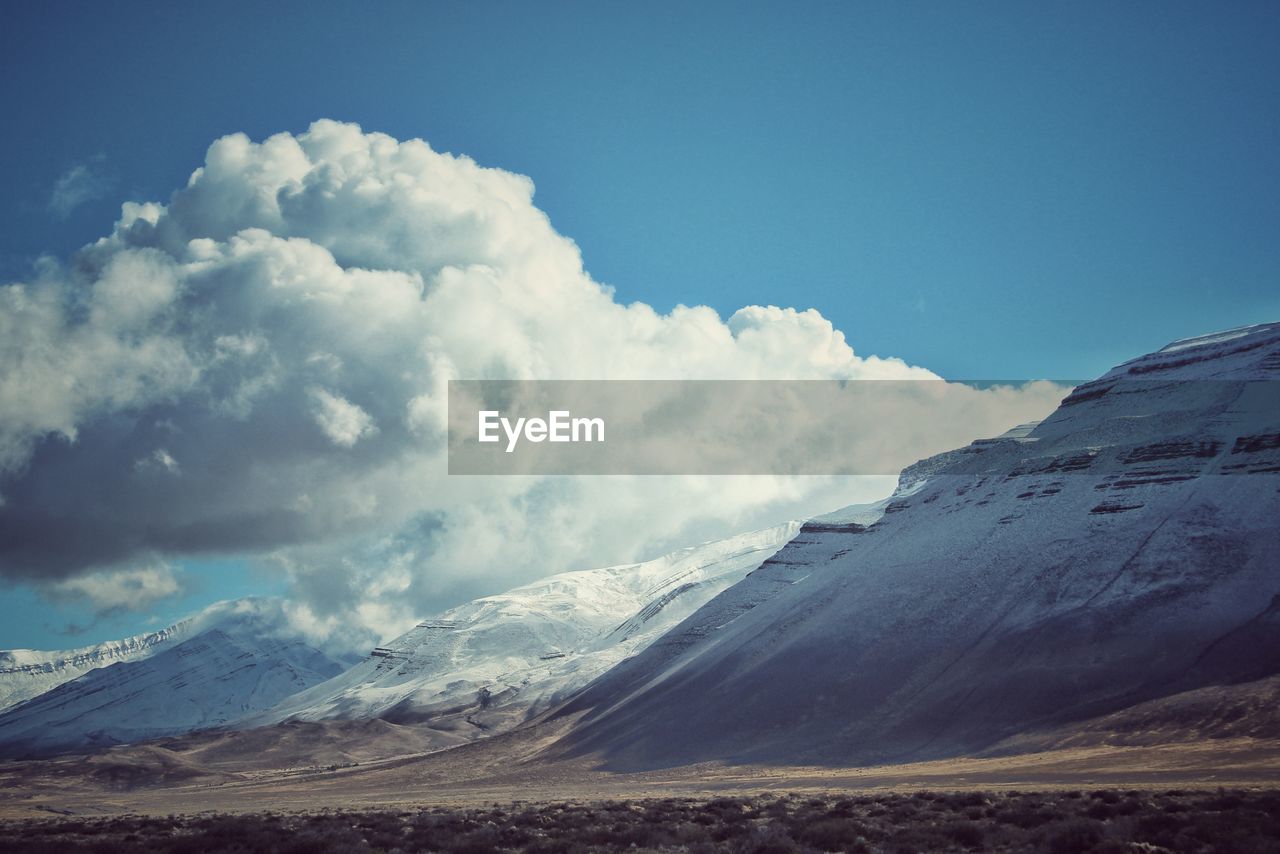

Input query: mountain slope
[0,623,193,713]
[0,599,351,758]
[548,322,1280,770]
[248,521,808,738]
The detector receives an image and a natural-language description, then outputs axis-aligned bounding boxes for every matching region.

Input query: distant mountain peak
[244,521,807,743]
[0,599,351,759]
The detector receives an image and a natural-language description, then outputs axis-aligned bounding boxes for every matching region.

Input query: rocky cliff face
[548,322,1280,770]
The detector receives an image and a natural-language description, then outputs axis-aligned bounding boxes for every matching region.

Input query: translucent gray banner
[446,379,1280,476]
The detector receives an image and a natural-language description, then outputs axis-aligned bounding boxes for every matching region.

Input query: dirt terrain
[2,728,1278,819]
[1,676,1278,821]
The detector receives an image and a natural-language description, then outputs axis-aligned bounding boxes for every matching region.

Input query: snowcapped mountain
[0,622,193,713]
[247,521,806,739]
[548,322,1280,770]
[0,522,808,759]
[0,599,353,758]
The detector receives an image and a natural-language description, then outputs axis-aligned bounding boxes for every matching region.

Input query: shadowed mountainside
[546,323,1280,770]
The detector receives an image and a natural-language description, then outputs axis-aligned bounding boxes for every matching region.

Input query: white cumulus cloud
[0,121,1068,651]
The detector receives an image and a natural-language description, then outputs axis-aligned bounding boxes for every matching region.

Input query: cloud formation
[48,159,113,219]
[309,388,378,448]
[47,564,183,617]
[0,121,1066,651]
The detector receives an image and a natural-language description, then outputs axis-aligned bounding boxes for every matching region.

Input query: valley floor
[0,725,1277,820]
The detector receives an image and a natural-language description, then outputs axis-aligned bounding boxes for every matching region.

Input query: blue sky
[5,1,1277,379]
[1,1,1278,648]
[0,559,287,652]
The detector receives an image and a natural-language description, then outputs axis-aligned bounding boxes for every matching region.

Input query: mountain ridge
[0,621,194,713]
[245,520,811,743]
[545,321,1280,770]
[0,599,352,758]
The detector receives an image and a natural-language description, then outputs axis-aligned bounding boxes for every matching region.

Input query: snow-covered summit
[248,520,806,736]
[0,598,333,714]
[0,620,195,713]
[0,598,355,758]
[1102,320,1280,380]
